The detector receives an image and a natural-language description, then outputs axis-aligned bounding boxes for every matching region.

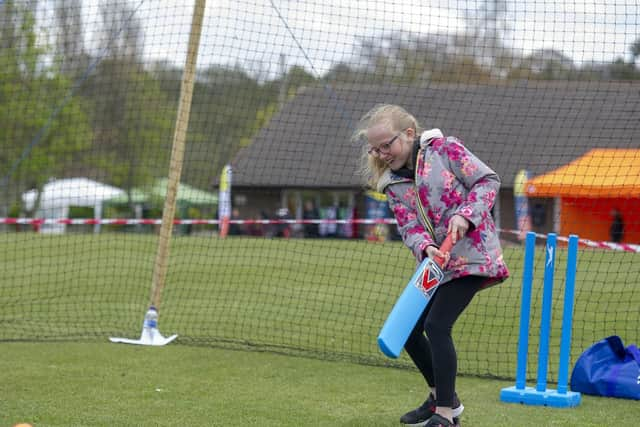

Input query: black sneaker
[399,395,434,426]
[400,393,464,426]
[424,414,456,427]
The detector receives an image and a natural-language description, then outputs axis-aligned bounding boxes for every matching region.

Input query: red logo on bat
[417,261,444,298]
[423,269,439,290]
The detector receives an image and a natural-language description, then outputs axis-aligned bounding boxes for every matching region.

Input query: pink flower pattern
[385,136,509,289]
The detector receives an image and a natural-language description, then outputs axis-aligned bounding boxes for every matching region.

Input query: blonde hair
[352,104,422,189]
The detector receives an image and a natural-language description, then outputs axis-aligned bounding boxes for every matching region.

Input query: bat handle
[432,233,454,267]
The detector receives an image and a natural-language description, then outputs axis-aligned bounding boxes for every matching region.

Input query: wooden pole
[149,0,206,309]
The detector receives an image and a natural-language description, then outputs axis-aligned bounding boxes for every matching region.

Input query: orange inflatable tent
[525,149,640,243]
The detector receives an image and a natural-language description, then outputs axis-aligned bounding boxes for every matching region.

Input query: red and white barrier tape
[498,229,640,253]
[1,217,638,253]
[0,217,394,226]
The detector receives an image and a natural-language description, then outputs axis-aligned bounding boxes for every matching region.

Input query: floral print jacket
[378,132,509,289]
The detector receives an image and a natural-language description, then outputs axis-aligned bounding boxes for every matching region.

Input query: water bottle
[143,306,158,329]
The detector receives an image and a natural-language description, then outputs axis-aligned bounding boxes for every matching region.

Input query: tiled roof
[230,81,639,189]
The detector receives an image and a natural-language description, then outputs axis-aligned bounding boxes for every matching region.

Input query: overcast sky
[51,0,640,77]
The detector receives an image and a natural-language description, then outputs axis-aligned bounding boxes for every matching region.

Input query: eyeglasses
[367,133,400,156]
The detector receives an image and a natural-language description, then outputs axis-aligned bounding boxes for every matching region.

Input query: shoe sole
[400,403,464,426]
[401,411,463,427]
[401,419,462,427]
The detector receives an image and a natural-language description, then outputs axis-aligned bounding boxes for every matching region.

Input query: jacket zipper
[414,148,437,242]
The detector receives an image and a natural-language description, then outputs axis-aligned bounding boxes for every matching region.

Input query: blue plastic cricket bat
[377,234,454,358]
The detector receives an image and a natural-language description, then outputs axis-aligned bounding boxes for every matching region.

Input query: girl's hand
[448,214,470,244]
[425,245,450,267]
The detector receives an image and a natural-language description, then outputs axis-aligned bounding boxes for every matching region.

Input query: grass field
[1,233,639,425]
[1,233,638,380]
[1,342,638,426]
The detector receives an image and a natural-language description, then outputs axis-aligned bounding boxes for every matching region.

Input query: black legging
[404,275,484,407]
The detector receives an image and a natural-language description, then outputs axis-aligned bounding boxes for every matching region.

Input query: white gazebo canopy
[22,177,124,233]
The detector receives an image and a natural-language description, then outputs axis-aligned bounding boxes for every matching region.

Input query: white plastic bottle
[143,306,158,330]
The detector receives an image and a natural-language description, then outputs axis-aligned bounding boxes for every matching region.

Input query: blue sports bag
[570,335,640,400]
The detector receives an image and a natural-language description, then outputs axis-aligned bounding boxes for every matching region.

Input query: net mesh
[1,0,639,382]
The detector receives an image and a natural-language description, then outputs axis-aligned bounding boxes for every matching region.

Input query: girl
[355,104,509,427]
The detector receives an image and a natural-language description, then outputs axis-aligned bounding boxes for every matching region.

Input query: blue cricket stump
[500,232,581,407]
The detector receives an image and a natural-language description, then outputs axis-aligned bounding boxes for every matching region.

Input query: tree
[508,49,575,80]
[0,0,92,216]
[322,62,358,84]
[462,0,510,72]
[179,64,279,188]
[630,37,640,68]
[351,31,493,84]
[84,57,175,211]
[77,1,174,213]
[0,0,38,50]
[607,57,638,80]
[54,0,89,77]
[175,62,318,189]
